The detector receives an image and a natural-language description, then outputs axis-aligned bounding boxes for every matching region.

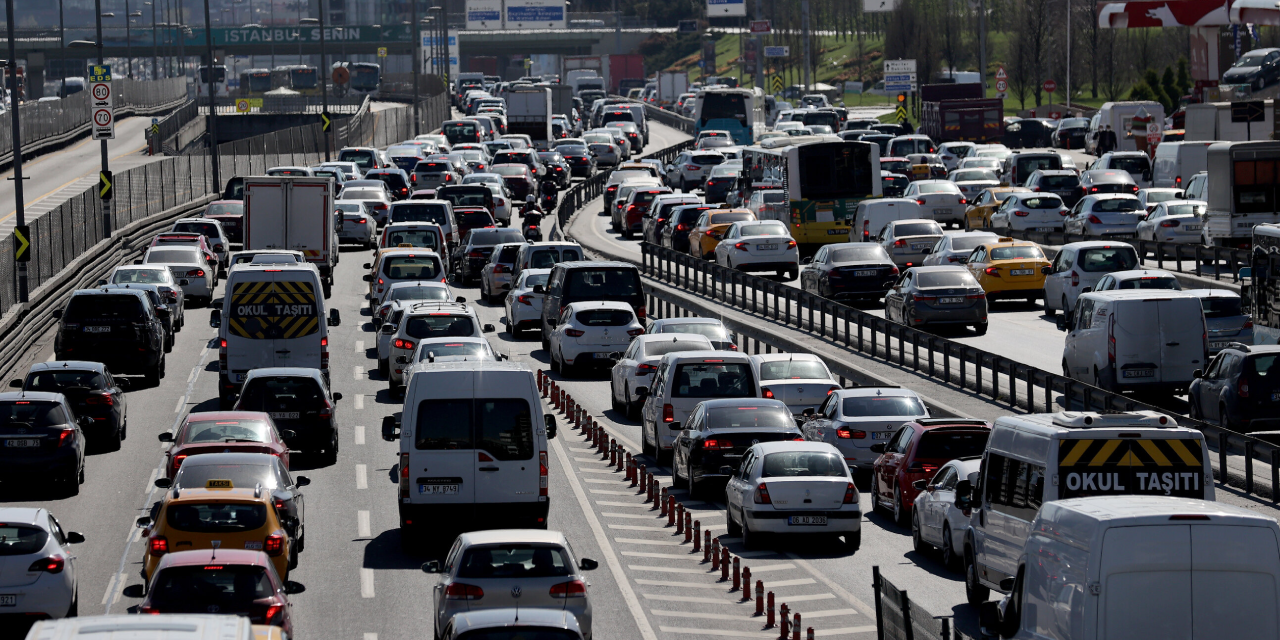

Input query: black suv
[1024,170,1085,208]
[363,168,413,200]
[12,361,127,451]
[1190,343,1280,432]
[234,369,343,463]
[53,289,166,385]
[539,261,645,350]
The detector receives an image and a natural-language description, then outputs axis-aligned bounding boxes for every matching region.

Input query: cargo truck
[1203,140,1280,249]
[506,85,554,149]
[549,83,574,117]
[921,97,1004,143]
[1185,101,1275,142]
[658,71,689,109]
[242,175,338,296]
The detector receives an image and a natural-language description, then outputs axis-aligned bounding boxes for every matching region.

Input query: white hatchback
[504,269,551,337]
[904,180,968,227]
[549,301,644,376]
[713,220,800,278]
[0,508,85,619]
[609,333,715,418]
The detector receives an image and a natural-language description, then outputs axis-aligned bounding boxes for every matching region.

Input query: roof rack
[1050,410,1173,429]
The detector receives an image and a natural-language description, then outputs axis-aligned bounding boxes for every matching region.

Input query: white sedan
[0,507,85,619]
[142,246,215,306]
[946,169,1001,201]
[1135,200,1206,244]
[504,268,550,337]
[712,220,800,278]
[903,180,968,228]
[610,333,714,418]
[549,301,644,376]
[911,456,981,568]
[337,208,378,248]
[724,441,861,550]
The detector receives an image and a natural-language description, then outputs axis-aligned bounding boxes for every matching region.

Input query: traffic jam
[7,72,1280,640]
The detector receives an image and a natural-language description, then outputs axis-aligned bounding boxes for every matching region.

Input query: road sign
[749,19,771,33]
[995,79,1008,93]
[883,59,917,74]
[13,226,29,263]
[150,117,159,135]
[763,46,789,58]
[884,73,917,83]
[1232,100,1265,124]
[995,66,1007,81]
[90,73,114,140]
[1043,79,1057,94]
[770,75,784,93]
[87,64,111,82]
[332,66,350,85]
[885,83,916,93]
[322,112,332,132]
[236,98,251,112]
[894,105,908,121]
[99,171,113,201]
[377,47,388,58]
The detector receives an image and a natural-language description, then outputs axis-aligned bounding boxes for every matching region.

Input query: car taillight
[399,452,410,499]
[186,269,205,277]
[540,450,549,497]
[1014,210,1030,217]
[85,392,114,406]
[264,604,283,624]
[662,404,674,423]
[57,428,75,447]
[318,399,333,419]
[468,250,484,258]
[637,363,657,374]
[916,199,925,206]
[984,267,1000,277]
[958,197,967,205]
[28,555,65,573]
[171,453,187,475]
[762,387,774,399]
[374,203,389,210]
[627,328,645,337]
[685,164,699,170]
[843,482,857,505]
[1161,219,1180,227]
[1131,185,1139,192]
[565,328,585,337]
[445,583,485,600]
[703,438,734,450]
[676,223,689,231]
[394,339,416,350]
[517,294,533,306]
[149,535,168,556]
[1175,175,1182,186]
[636,306,646,319]
[1088,214,1103,224]
[1239,379,1250,398]
[890,266,900,275]
[734,241,750,250]
[264,532,285,557]
[893,239,907,247]
[1060,208,1070,216]
[1243,319,1254,329]
[1070,271,1079,287]
[1090,187,1099,193]
[837,428,866,439]
[550,579,586,598]
[827,385,841,395]
[787,240,797,248]
[411,174,417,183]
[753,483,772,504]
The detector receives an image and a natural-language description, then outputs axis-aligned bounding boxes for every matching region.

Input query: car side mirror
[913,479,927,491]
[801,256,812,264]
[1056,316,1068,332]
[363,274,374,282]
[332,392,343,401]
[380,324,397,335]
[52,309,62,319]
[455,296,467,303]
[545,414,557,439]
[1193,369,1203,379]
[533,284,546,294]
[667,421,682,431]
[382,414,402,441]
[122,584,146,599]
[284,581,306,595]
[329,309,341,326]
[422,560,442,573]
[281,429,298,441]
[483,323,496,333]
[869,443,886,454]
[634,387,648,399]
[7,379,20,388]
[179,279,190,286]
[1040,266,1052,275]
[720,465,735,475]
[395,355,410,364]
[294,475,311,487]
[954,479,972,508]
[922,247,932,254]
[66,531,85,544]
[135,516,152,528]
[1081,286,1092,294]
[158,432,174,442]
[209,309,221,328]
[154,478,172,489]
[578,558,599,571]
[363,263,372,269]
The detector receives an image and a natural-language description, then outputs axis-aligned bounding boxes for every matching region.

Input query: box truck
[242,176,338,296]
[506,85,554,148]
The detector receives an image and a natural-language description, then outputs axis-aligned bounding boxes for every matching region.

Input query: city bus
[1248,224,1280,344]
[196,65,229,98]
[271,65,320,96]
[741,136,882,250]
[333,61,381,98]
[693,87,763,146]
[238,68,272,97]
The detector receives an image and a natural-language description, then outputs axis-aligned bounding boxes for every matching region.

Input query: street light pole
[203,0,220,190]
[58,0,66,96]
[96,0,112,238]
[150,1,158,78]
[411,0,420,135]
[800,0,810,90]
[7,0,29,302]
[126,0,133,78]
[302,9,331,161]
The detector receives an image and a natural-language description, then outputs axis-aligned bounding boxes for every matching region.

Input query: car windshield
[660,323,728,340]
[175,463,277,490]
[758,359,830,380]
[391,204,448,224]
[1117,276,1179,289]
[1110,156,1150,174]
[148,565,274,609]
[990,245,1045,260]
[64,294,144,321]
[113,268,169,284]
[0,525,48,556]
[184,419,272,443]
[947,236,994,252]
[1021,197,1062,209]
[841,395,926,416]
[389,286,450,302]
[418,341,488,360]
[915,430,990,459]
[413,398,533,459]
[1200,296,1243,318]
[522,273,550,288]
[1078,247,1139,272]
[761,451,847,477]
[705,405,795,429]
[166,502,267,533]
[237,376,324,413]
[385,229,441,249]
[916,271,979,287]
[895,222,942,237]
[1038,175,1079,189]
[738,223,788,237]
[1060,118,1090,128]
[575,309,634,326]
[672,363,753,398]
[917,183,958,194]
[0,401,66,427]
[405,315,475,339]
[173,222,220,238]
[1092,199,1139,213]
[338,150,377,169]
[146,249,200,264]
[954,170,997,182]
[829,245,889,262]
[1166,203,1204,217]
[469,230,524,247]
[25,370,106,391]
[457,544,574,579]
[493,165,529,177]
[1236,52,1268,67]
[566,268,641,297]
[206,202,243,216]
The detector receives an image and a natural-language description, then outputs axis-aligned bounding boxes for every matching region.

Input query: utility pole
[411,0,420,135]
[58,0,66,96]
[800,0,810,90]
[151,0,158,79]
[7,0,29,302]
[1065,0,1071,110]
[202,0,220,190]
[318,0,331,161]
[96,0,112,238]
[753,0,763,92]
[979,0,987,96]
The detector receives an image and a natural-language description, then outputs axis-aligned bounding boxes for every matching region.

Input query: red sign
[749,20,771,33]
[1043,80,1057,93]
[995,66,1007,81]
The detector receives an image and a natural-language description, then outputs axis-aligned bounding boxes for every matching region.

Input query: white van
[25,614,254,640]
[211,264,341,408]
[385,361,556,542]
[1087,101,1166,154]
[637,351,761,463]
[1151,140,1214,189]
[1060,290,1208,393]
[988,496,1280,640]
[955,410,1213,606]
[850,198,927,242]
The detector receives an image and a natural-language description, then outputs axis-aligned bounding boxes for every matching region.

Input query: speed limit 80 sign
[90,79,114,140]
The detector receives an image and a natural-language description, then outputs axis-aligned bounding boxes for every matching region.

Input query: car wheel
[741,515,757,550]
[1189,397,1201,421]
[726,505,742,536]
[559,349,574,378]
[941,524,957,569]
[378,358,389,378]
[62,467,80,497]
[912,509,928,553]
[642,422,655,457]
[145,354,165,387]
[610,380,623,413]
[973,322,988,336]
[1062,359,1071,379]
[1220,403,1231,430]
[687,462,698,500]
[550,348,561,374]
[625,385,639,420]
[844,529,861,553]
[893,485,908,527]
[66,588,78,617]
[1061,295,1069,317]
[288,543,300,570]
[965,545,990,606]
[106,425,123,453]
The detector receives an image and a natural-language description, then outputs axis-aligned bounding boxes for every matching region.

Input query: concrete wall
[209,112,350,145]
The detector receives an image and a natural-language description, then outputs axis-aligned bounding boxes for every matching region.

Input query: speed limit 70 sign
[90,77,115,140]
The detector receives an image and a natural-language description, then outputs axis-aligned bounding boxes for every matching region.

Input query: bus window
[699,92,747,127]
[799,143,875,200]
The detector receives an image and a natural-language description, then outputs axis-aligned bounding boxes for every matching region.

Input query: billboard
[466,0,503,30]
[505,0,567,28]
[707,0,747,16]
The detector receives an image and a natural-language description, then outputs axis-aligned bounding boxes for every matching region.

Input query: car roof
[30,360,109,373]
[750,352,824,364]
[183,410,272,422]
[751,440,841,455]
[242,367,326,382]
[654,317,724,326]
[459,528,569,546]
[69,288,150,301]
[178,452,282,467]
[156,548,271,568]
[660,350,749,363]
[565,300,634,311]
[835,386,916,398]
[1082,290,1200,302]
[1183,288,1240,299]
[1107,269,1177,279]
[1062,240,1136,249]
[0,507,45,525]
[697,397,790,410]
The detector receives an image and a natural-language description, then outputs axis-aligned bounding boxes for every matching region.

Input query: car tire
[288,543,300,570]
[726,506,742,536]
[893,485,908,527]
[63,467,80,497]
[559,349,574,378]
[625,385,639,420]
[844,529,861,553]
[322,279,332,298]
[550,348,561,374]
[1220,403,1231,431]
[623,228,633,240]
[941,524,957,569]
[642,423,656,457]
[610,380,623,413]
[912,509,928,553]
[965,545,990,606]
[378,358,389,378]
[326,430,340,465]
[686,463,698,501]
[973,322,988,336]
[741,515,757,550]
[106,426,123,453]
[145,354,165,387]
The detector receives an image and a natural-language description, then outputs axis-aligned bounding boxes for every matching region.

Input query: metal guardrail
[642,102,695,134]
[874,567,968,640]
[1003,227,1251,283]
[152,99,197,154]
[201,95,368,115]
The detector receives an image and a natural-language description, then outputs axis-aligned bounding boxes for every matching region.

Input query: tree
[1143,68,1172,112]
[1176,56,1192,96]
[1161,66,1179,104]
[1008,0,1052,107]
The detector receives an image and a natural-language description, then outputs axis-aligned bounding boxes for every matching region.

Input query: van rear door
[245,180,287,250]
[1158,297,1206,386]
[1098,524,1192,639]
[407,374,477,509]
[225,272,278,377]
[1190,525,1280,639]
[471,370,541,509]
[288,181,330,267]
[226,272,323,374]
[269,272,324,369]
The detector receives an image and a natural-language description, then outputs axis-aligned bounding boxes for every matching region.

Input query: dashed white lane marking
[101,571,126,605]
[358,510,371,538]
[143,467,159,493]
[45,353,55,361]
[616,538,685,546]
[173,396,185,413]
[364,634,378,640]
[354,394,365,410]
[356,464,368,490]
[355,340,365,353]
[354,425,366,445]
[354,366,364,380]
[360,568,375,598]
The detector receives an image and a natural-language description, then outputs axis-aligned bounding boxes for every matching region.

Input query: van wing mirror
[954,479,972,510]
[52,309,62,319]
[363,274,374,282]
[209,309,221,328]
[545,414,557,439]
[382,414,401,441]
[329,309,341,326]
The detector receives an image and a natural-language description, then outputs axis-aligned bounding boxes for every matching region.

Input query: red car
[133,549,299,635]
[869,418,991,525]
[454,207,496,237]
[202,200,244,243]
[159,411,290,479]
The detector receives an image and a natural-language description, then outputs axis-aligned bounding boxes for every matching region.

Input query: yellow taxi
[138,479,295,583]
[963,187,1031,231]
[963,237,1052,302]
[252,626,288,640]
[687,208,756,259]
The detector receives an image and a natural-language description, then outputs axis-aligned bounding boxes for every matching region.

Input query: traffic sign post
[89,66,114,141]
[770,75,784,93]
[377,46,388,58]
[749,19,771,33]
[13,226,30,263]
[995,66,1008,99]
[1043,79,1056,115]
[236,98,251,113]
[763,46,789,58]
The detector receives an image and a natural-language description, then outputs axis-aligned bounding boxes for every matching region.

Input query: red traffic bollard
[791,614,801,640]
[598,428,608,454]
[559,388,566,412]
[778,604,789,639]
[667,495,676,525]
[616,446,624,472]
[766,592,775,627]
[710,536,718,566]
[660,487,669,517]
[610,439,617,466]
[732,557,741,591]
[537,370,545,393]
[704,529,711,559]
[675,503,685,533]
[630,460,638,487]
[806,628,814,640]
[566,397,574,419]
[755,579,764,613]
[548,381,557,407]
[693,520,701,551]
[649,477,658,508]
[720,548,730,581]
[639,466,648,494]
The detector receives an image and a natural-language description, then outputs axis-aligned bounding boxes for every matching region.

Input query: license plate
[84,326,111,333]
[854,270,876,277]
[0,595,14,606]
[270,412,300,420]
[1272,392,1280,402]
[1122,370,1154,378]
[1010,269,1034,276]
[826,229,844,235]
[1186,225,1202,231]
[933,208,951,215]
[1210,341,1230,350]
[757,244,779,251]
[244,541,263,550]
[1032,227,1055,232]
[939,297,963,304]
[593,353,615,359]
[419,484,460,495]
[872,431,893,440]
[4,439,39,448]
[788,515,827,526]
[911,243,929,250]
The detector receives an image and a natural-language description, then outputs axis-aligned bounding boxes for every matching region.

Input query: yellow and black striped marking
[227,280,321,340]
[1058,437,1205,499]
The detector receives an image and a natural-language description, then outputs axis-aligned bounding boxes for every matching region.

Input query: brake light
[984,267,1000,277]
[685,164,700,171]
[753,483,772,504]
[843,482,857,504]
[84,392,114,406]
[149,535,168,556]
[1239,378,1250,398]
[893,239,907,247]
[762,387,774,399]
[827,385,841,395]
[703,439,734,450]
[517,294,533,306]
[399,451,410,499]
[627,328,644,337]
[636,306,647,319]
[1161,219,1180,227]
[468,250,484,258]
[637,363,657,374]
[264,604,283,624]
[915,199,926,206]
[1013,210,1030,217]
[787,240,797,248]
[394,339,416,350]
[264,532,285,557]
[318,399,333,419]
[663,404,674,423]
[411,174,417,183]
[1175,175,1182,186]
[565,328,585,337]
[185,269,205,277]
[56,427,75,447]
[1131,185,1139,192]
[1090,187,1099,193]
[445,583,485,600]
[734,241,749,250]
[958,197,967,205]
[837,428,866,439]
[540,450,549,497]
[550,580,586,598]
[676,223,689,231]
[1070,271,1079,287]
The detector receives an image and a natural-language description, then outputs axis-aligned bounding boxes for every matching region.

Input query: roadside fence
[874,567,970,640]
[1004,227,1250,283]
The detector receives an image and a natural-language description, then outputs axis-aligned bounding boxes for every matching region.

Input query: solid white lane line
[356,464,368,489]
[354,426,366,445]
[616,538,688,547]
[358,510,371,538]
[354,394,365,410]
[590,489,639,495]
[550,432,659,640]
[364,634,378,640]
[354,366,364,380]
[360,568,375,598]
[355,340,364,353]
[100,571,125,605]
[602,512,666,520]
[642,594,740,605]
[143,467,159,493]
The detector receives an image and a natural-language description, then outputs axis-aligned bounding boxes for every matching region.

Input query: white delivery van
[955,410,1214,606]
[25,614,254,640]
[1151,140,1214,189]
[1087,101,1165,154]
[211,263,341,408]
[242,176,338,297]
[850,198,928,242]
[637,351,761,463]
[1060,290,1208,394]
[988,496,1280,640]
[385,361,557,544]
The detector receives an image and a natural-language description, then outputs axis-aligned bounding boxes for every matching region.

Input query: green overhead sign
[182,25,413,47]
